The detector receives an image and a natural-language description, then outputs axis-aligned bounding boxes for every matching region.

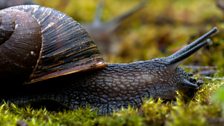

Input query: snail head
[142,27,218,99]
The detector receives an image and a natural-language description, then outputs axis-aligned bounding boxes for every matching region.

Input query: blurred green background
[34,0,224,70]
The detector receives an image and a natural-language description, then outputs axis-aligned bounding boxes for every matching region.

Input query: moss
[0,79,223,126]
[141,98,171,125]
[93,107,143,126]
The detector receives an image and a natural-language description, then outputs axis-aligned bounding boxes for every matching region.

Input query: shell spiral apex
[0,5,106,84]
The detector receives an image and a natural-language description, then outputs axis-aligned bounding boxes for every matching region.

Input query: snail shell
[0,5,106,84]
[0,0,34,9]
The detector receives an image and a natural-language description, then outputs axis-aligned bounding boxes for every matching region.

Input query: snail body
[0,5,218,114]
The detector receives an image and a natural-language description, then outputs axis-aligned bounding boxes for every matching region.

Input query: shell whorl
[0,0,34,9]
[0,9,42,84]
[0,5,106,84]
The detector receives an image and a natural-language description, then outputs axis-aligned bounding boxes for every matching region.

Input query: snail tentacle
[182,79,199,89]
[167,27,218,65]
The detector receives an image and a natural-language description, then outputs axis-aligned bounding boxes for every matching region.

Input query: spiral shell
[0,5,106,84]
[0,0,34,9]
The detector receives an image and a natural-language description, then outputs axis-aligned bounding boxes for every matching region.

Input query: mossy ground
[1,78,223,126]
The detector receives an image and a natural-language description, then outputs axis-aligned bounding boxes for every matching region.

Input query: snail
[0,5,218,114]
[0,0,34,9]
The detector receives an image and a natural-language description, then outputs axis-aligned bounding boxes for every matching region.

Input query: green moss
[0,79,223,126]
[94,107,143,126]
[141,98,171,125]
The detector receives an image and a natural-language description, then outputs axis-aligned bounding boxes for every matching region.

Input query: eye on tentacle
[166,27,218,66]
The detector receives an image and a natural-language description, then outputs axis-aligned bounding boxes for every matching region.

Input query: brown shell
[1,5,106,84]
[0,9,42,84]
[0,0,34,9]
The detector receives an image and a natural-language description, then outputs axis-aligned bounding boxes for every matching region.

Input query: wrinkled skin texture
[3,59,198,114]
